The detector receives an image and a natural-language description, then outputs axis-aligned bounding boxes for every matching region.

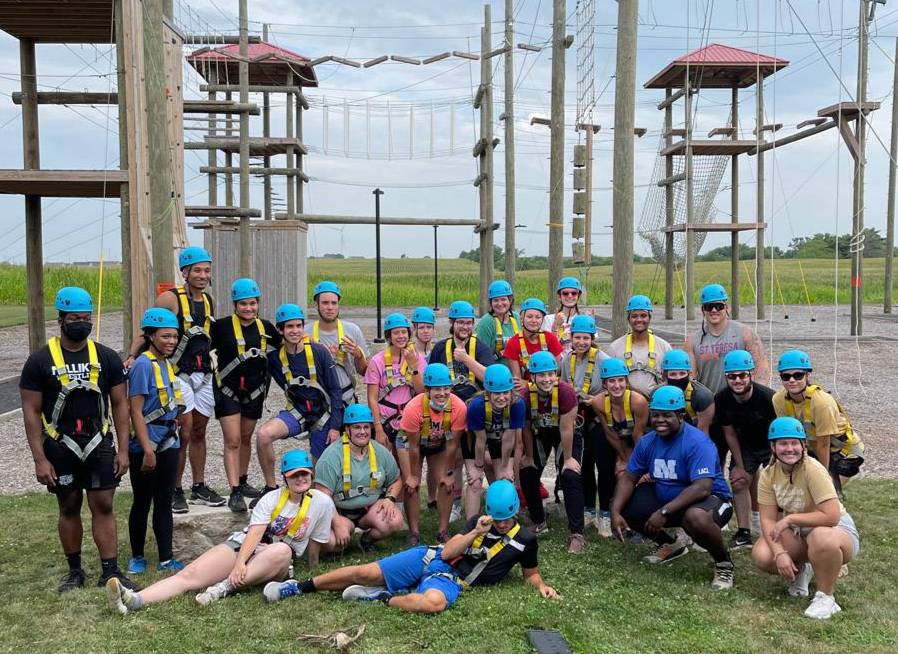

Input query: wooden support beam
[664,128,686,137]
[484,46,509,59]
[272,213,485,227]
[797,117,827,129]
[473,84,486,109]
[708,126,736,137]
[363,55,388,68]
[453,50,480,60]
[472,172,488,187]
[390,55,421,65]
[656,87,695,110]
[517,43,542,52]
[185,205,261,217]
[661,222,766,233]
[199,84,309,108]
[423,52,451,64]
[563,34,574,48]
[473,137,488,157]
[753,122,784,135]
[749,120,837,155]
[656,172,686,187]
[838,117,861,162]
[309,56,331,66]
[633,127,647,137]
[184,34,261,44]
[183,100,259,115]
[11,91,116,105]
[186,137,307,156]
[199,165,309,181]
[331,56,361,68]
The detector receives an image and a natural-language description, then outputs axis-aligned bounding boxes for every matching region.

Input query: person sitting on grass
[262,479,559,613]
[751,417,861,620]
[105,449,334,613]
[611,385,736,591]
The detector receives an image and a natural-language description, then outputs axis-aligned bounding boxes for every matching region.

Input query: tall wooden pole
[664,88,674,319]
[730,86,740,318]
[296,92,304,214]
[285,69,295,217]
[684,69,695,320]
[225,91,234,207]
[504,0,516,287]
[851,0,869,335]
[584,127,594,266]
[886,36,898,314]
[262,24,272,220]
[21,38,44,352]
[143,0,174,292]
[756,72,766,320]
[115,0,132,345]
[611,0,638,337]
[207,91,218,207]
[238,0,251,276]
[547,0,566,302]
[478,4,495,314]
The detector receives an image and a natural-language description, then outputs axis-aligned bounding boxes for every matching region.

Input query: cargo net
[638,134,729,261]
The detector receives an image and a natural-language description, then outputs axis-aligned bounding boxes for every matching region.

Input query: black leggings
[128,447,178,561]
[581,420,617,512]
[520,427,585,534]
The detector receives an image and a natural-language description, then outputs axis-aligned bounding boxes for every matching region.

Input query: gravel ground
[1,304,895,495]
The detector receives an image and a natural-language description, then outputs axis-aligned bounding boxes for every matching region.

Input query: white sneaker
[787,562,813,598]
[341,585,393,602]
[596,512,612,539]
[711,561,735,591]
[449,500,463,524]
[196,579,234,606]
[804,591,842,620]
[105,577,140,615]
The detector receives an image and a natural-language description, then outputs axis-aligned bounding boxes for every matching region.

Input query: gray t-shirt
[560,348,608,398]
[690,320,747,394]
[310,319,369,403]
[605,333,672,397]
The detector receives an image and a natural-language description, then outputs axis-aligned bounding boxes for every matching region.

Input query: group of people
[19,247,865,620]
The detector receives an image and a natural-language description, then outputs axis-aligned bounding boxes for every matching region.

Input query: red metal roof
[187,42,310,65]
[675,43,788,66]
[187,42,317,87]
[644,43,789,89]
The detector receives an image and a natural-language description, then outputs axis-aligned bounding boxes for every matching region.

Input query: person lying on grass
[105,449,334,613]
[262,479,559,613]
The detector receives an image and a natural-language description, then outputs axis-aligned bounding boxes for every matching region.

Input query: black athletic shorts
[337,505,370,526]
[729,447,771,475]
[830,452,864,478]
[459,430,504,461]
[213,381,266,420]
[43,433,119,494]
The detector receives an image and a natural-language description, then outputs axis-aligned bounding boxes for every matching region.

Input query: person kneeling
[751,417,860,620]
[105,450,333,613]
[611,385,736,590]
[263,479,558,613]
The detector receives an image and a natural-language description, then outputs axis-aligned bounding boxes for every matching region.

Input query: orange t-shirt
[399,392,467,448]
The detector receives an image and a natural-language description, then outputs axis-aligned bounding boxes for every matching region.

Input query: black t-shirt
[171,288,215,374]
[451,515,538,586]
[19,340,126,436]
[429,337,497,402]
[210,316,281,387]
[714,382,777,452]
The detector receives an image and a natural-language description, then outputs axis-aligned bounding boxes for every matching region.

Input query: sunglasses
[702,302,726,312]
[725,372,750,381]
[779,371,807,382]
[559,290,580,297]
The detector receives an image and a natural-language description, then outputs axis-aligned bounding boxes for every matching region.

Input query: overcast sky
[1,0,897,263]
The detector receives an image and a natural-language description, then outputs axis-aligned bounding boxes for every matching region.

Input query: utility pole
[851,0,871,335]
[114,0,132,345]
[611,0,638,337]
[886,36,898,314]
[504,0,516,287]
[756,72,766,320]
[21,38,44,351]
[238,0,251,276]
[262,24,272,220]
[684,68,695,320]
[730,86,740,319]
[477,4,495,314]
[373,189,384,343]
[547,0,566,301]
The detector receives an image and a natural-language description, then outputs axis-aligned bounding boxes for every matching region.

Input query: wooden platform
[185,137,307,156]
[0,0,114,43]
[660,140,760,156]
[817,101,881,120]
[0,169,127,197]
[661,222,765,233]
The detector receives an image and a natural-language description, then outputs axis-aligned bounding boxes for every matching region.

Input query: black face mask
[668,376,689,390]
[62,321,93,342]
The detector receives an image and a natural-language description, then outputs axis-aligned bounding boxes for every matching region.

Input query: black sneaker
[57,568,86,593]
[730,529,753,550]
[238,481,263,498]
[172,488,189,514]
[190,483,226,507]
[97,569,141,592]
[249,486,278,509]
[228,490,247,513]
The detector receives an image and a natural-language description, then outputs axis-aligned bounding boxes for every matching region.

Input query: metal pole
[886,36,898,314]
[684,68,695,320]
[238,0,251,276]
[664,88,674,319]
[373,188,385,343]
[504,0,516,287]
[434,225,440,310]
[756,72,766,320]
[851,0,869,335]
[478,4,495,314]
[547,0,566,301]
[731,85,740,319]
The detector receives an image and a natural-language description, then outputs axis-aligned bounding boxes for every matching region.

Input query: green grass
[1,480,896,653]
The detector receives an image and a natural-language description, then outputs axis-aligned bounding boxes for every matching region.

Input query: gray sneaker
[228,490,247,513]
[172,488,189,514]
[196,579,234,606]
[341,585,393,602]
[105,577,141,615]
[711,561,735,591]
[190,483,226,507]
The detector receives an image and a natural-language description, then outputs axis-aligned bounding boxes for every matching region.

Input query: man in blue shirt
[611,385,735,590]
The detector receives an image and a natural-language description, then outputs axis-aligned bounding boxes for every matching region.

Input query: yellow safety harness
[43,337,109,461]
[568,347,598,397]
[383,347,412,389]
[624,330,657,373]
[215,314,269,402]
[493,315,520,356]
[517,331,548,372]
[137,352,185,454]
[446,336,478,386]
[684,382,698,420]
[270,489,312,542]
[171,286,213,373]
[783,385,863,455]
[421,392,453,444]
[339,433,380,500]
[278,340,331,436]
[461,522,523,587]
[529,382,559,429]
[312,319,345,366]
[602,390,635,440]
[484,400,510,439]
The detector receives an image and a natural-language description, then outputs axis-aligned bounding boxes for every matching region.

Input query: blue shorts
[276,410,328,459]
[376,545,462,609]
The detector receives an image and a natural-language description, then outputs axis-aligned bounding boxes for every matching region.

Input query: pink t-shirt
[399,392,467,449]
[364,349,427,430]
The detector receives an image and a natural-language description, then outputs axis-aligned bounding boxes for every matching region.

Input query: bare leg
[427,450,452,534]
[463,459,484,520]
[426,461,438,505]
[404,456,424,538]
[176,411,193,486]
[751,529,807,574]
[257,418,290,488]
[238,543,292,587]
[732,480,751,531]
[681,507,728,562]
[138,544,238,604]
[388,588,449,614]
[321,514,355,553]
[86,489,118,559]
[56,489,84,558]
[311,561,385,591]
[220,413,242,488]
[806,527,855,595]
[189,412,211,484]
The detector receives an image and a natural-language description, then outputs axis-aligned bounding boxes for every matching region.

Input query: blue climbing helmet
[520,297,547,315]
[178,246,212,270]
[54,286,93,313]
[383,312,411,333]
[281,449,314,475]
[411,306,436,325]
[231,277,261,302]
[556,276,583,293]
[662,349,692,372]
[485,479,520,520]
[313,280,341,300]
[569,314,597,335]
[723,349,755,373]
[483,364,515,393]
[140,307,178,330]
[778,349,812,372]
[488,280,514,300]
[423,363,453,387]
[600,358,630,380]
[528,351,557,374]
[275,303,305,324]
[626,294,654,313]
[649,385,686,411]
[768,416,806,441]
[699,283,728,305]
[343,403,374,425]
[447,300,476,320]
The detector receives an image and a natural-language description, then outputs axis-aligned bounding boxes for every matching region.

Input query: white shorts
[179,372,214,417]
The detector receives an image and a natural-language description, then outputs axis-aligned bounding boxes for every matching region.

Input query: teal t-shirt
[314,438,400,510]
[474,310,521,368]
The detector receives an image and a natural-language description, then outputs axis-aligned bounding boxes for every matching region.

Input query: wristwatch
[385,494,397,503]
[659,507,670,517]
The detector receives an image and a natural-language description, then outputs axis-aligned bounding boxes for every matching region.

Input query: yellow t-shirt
[771,386,862,457]
[757,456,846,517]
